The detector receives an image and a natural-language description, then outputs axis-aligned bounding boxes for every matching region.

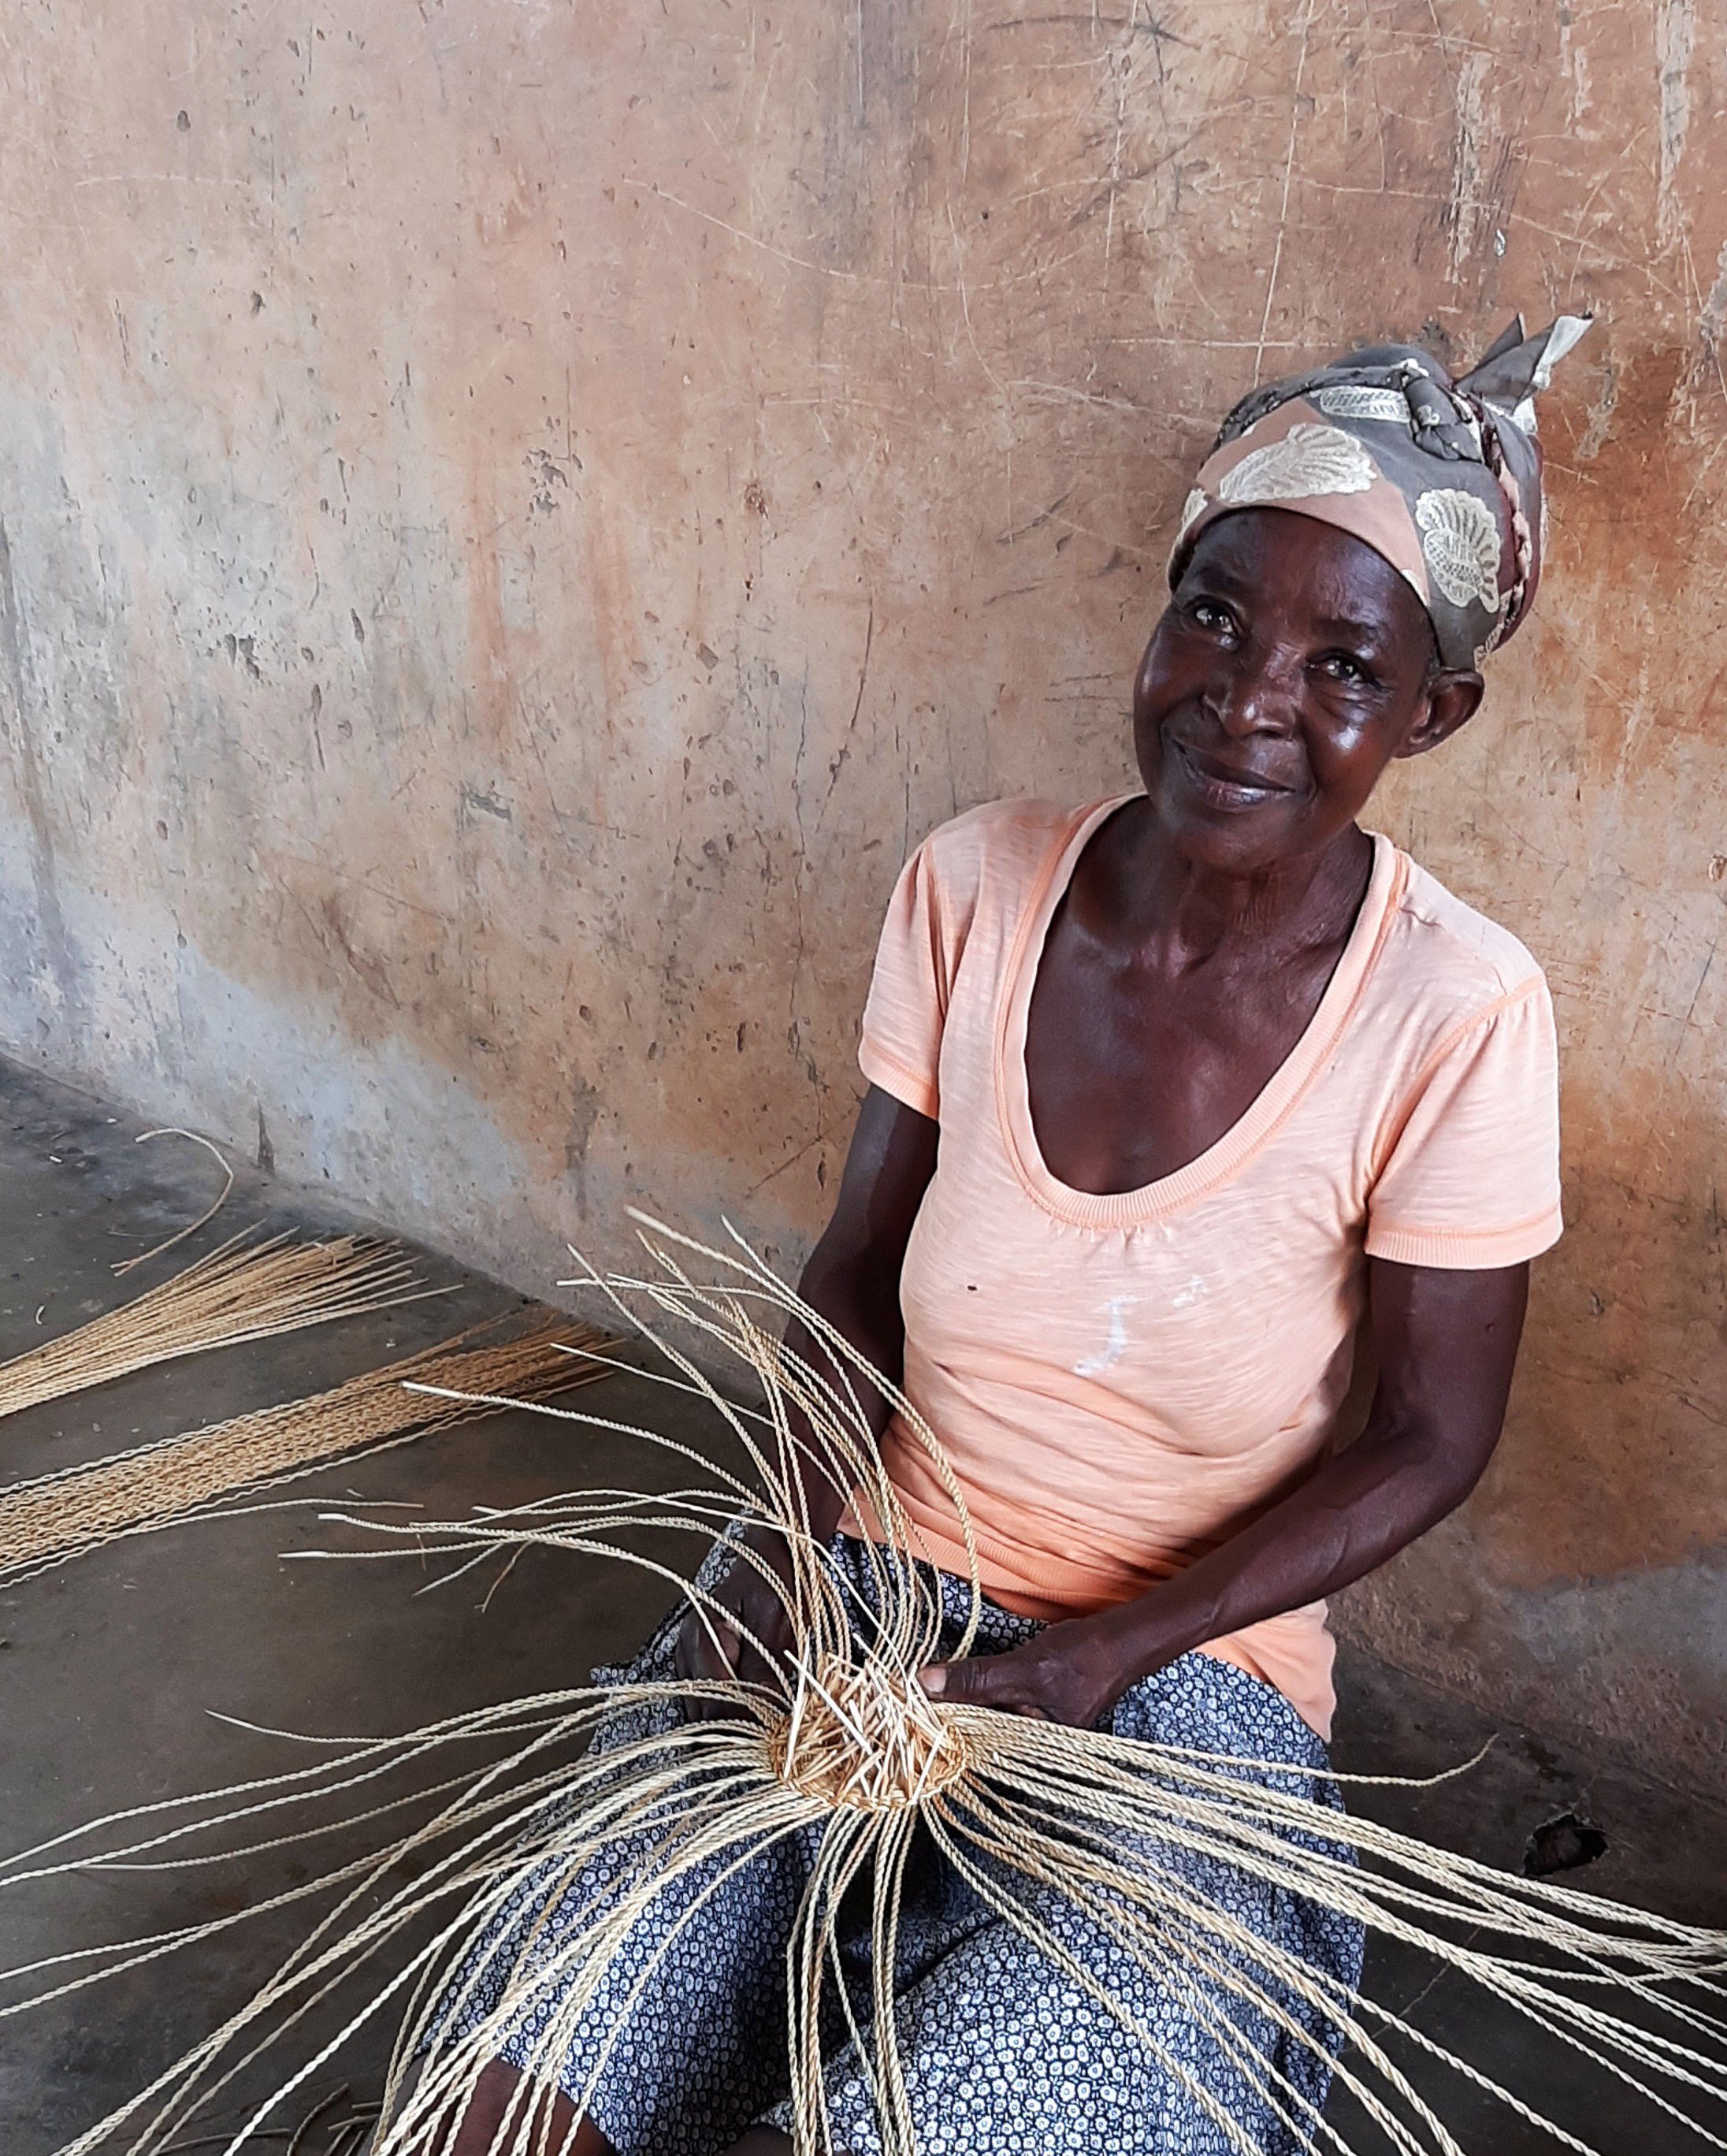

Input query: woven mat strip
[0,1318,611,1579]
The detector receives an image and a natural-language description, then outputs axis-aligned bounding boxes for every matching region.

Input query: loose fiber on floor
[0,1229,446,1426]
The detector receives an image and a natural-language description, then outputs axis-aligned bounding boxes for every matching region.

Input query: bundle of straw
[3,1215,1724,2156]
[0,1230,443,1426]
[0,1316,614,1587]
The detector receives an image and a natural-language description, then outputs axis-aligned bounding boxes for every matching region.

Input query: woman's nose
[1212,650,1300,736]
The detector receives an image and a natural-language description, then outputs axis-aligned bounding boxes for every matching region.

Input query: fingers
[677,1606,740,1680]
[675,1607,742,1722]
[715,1564,796,1701]
[672,1545,800,1724]
[919,1655,1013,1708]
[919,1652,1059,1721]
[732,1608,795,1703]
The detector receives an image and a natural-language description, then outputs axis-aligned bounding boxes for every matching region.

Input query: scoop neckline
[993,792,1406,1230]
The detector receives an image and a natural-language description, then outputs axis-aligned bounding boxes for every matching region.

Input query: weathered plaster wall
[2,2,1724,1790]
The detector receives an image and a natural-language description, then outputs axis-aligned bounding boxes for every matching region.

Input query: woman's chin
[1154,778,1307,873]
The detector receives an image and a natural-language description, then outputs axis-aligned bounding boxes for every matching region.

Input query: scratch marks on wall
[0,519,71,1015]
[1554,3,1591,126]
[624,180,866,286]
[1255,0,1318,371]
[1673,236,1727,429]
[459,783,513,825]
[1574,353,1618,463]
[1699,240,1727,353]
[1445,50,1490,280]
[1655,0,1695,251]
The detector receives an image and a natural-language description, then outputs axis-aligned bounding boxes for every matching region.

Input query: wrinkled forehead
[1177,502,1435,648]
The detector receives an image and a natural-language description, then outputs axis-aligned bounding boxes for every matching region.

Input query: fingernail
[918,1665,945,1697]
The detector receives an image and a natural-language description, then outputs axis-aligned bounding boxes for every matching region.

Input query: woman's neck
[1081,801,1373,972]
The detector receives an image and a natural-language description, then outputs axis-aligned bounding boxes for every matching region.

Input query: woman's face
[1132,507,1483,876]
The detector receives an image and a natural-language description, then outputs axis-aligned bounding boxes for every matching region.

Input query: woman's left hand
[917,1614,1151,1731]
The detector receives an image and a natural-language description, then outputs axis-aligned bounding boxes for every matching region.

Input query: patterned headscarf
[1169,315,1591,670]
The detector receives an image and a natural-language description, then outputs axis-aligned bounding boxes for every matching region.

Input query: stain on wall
[0,1,1723,1792]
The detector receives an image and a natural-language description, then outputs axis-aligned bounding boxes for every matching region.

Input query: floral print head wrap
[1170,314,1591,671]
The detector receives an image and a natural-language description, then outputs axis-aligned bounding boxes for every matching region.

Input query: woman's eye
[1190,600,1234,634]
[1319,653,1369,683]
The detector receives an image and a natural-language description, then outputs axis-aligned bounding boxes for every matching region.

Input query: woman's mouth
[1170,737,1296,812]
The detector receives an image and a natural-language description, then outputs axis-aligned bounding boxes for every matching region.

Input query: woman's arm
[675,1084,937,1704]
[920,1255,1530,1727]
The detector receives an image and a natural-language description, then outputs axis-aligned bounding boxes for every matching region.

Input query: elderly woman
[439,316,1584,2156]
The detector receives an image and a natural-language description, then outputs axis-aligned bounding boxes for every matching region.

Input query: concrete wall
[2,2,1723,1792]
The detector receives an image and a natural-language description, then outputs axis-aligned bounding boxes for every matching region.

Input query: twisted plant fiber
[3,1214,1724,2156]
[0,1229,447,1426]
[0,1316,615,1587]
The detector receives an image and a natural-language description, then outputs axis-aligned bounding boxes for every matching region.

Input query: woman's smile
[1167,731,1302,812]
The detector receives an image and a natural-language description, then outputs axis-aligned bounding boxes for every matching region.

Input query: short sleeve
[857,838,958,1121]
[1365,979,1563,1269]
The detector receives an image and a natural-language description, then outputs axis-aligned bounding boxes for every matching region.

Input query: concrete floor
[2,1054,1722,2154]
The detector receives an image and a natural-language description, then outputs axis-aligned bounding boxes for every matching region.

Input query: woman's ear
[1396,669,1484,760]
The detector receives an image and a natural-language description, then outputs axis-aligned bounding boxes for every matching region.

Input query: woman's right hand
[673,1528,800,1720]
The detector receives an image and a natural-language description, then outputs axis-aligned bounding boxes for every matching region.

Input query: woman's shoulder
[912,793,1081,857]
[1376,840,1550,1021]
[904,794,1099,897]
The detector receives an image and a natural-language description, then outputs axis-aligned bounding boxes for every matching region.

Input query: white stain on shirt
[1075,1294,1138,1377]
[1172,1273,1209,1310]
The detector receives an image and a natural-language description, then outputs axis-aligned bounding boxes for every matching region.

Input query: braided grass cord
[0,1229,447,1426]
[0,1318,615,1586]
[2,1212,1723,2156]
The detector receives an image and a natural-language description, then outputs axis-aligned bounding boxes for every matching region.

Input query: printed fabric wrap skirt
[429,1535,1365,2155]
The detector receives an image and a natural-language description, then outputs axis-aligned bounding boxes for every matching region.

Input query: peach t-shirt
[849,795,1563,1739]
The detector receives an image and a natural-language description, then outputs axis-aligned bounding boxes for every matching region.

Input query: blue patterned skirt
[431,1537,1364,2154]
